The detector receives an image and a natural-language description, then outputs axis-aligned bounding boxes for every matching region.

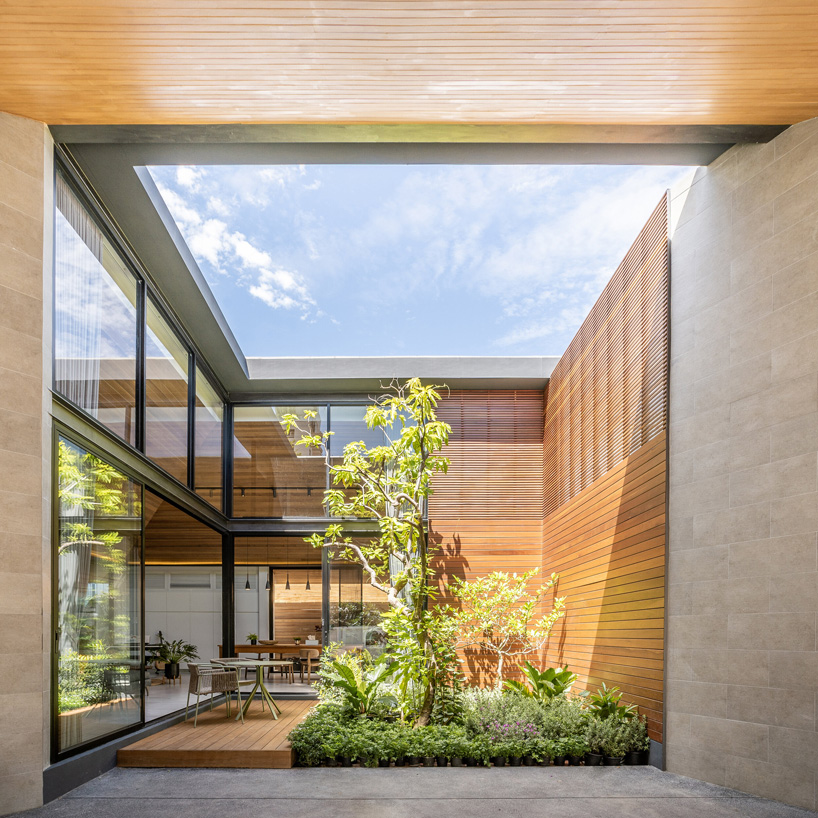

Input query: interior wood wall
[541,195,669,742]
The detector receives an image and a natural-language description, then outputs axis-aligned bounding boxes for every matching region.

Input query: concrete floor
[13,766,817,818]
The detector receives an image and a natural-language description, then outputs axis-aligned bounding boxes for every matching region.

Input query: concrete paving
[13,766,817,818]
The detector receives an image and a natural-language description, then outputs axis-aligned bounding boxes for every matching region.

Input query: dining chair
[186,663,243,726]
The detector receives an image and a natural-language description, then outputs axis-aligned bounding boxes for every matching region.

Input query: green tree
[449,568,566,688]
[282,378,451,725]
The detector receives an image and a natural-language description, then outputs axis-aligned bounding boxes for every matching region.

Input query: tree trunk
[495,651,505,689]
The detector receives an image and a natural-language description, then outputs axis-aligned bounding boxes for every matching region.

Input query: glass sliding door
[55,437,142,755]
[327,547,389,658]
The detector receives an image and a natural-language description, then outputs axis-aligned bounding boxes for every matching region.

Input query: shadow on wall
[543,432,667,741]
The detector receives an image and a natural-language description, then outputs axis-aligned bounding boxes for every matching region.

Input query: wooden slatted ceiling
[542,433,666,742]
[3,2,818,125]
[543,194,669,517]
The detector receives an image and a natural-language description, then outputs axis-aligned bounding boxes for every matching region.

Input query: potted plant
[565,735,589,765]
[293,636,302,645]
[552,737,568,766]
[246,632,258,646]
[156,635,198,679]
[622,715,650,765]
[584,717,608,766]
[602,722,628,766]
[530,737,553,767]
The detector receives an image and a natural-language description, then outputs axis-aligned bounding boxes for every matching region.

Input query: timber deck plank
[117,699,314,769]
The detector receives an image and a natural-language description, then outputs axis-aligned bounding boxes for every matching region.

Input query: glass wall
[327,548,389,658]
[233,405,327,517]
[54,172,139,445]
[194,365,223,509]
[145,297,189,484]
[143,491,222,721]
[56,437,142,754]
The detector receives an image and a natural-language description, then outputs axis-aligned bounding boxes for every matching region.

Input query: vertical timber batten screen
[542,195,669,742]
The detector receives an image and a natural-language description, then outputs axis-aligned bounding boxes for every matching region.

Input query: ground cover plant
[289,656,650,768]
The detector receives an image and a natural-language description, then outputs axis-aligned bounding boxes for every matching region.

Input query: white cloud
[249,268,315,312]
[175,166,205,191]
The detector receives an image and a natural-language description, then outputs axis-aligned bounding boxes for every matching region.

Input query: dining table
[213,658,294,720]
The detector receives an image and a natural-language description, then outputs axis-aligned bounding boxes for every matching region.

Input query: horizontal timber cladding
[542,432,667,742]
[542,195,669,518]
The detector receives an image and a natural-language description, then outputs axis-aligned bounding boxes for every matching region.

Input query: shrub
[619,714,650,753]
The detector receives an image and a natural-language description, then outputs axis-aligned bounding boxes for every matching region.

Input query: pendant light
[265,538,271,590]
[305,570,311,591]
[285,538,290,590]
[244,538,251,590]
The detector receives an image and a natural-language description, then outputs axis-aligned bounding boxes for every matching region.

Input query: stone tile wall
[0,111,49,815]
[667,117,818,811]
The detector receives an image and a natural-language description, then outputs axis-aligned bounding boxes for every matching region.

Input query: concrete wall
[0,111,51,814]
[667,117,818,811]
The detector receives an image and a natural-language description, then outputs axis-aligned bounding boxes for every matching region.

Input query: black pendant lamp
[285,539,290,590]
[305,571,311,591]
[244,539,251,590]
[265,538,271,590]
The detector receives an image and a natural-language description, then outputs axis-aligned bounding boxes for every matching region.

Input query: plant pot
[164,662,180,679]
[250,639,257,646]
[624,750,649,765]
[406,755,420,767]
[538,757,551,767]
[553,755,566,766]
[465,757,477,767]
[422,756,435,767]
[378,759,390,768]
[509,756,522,767]
[340,756,354,767]
[522,755,535,766]
[603,756,623,766]
[325,757,338,767]
[394,756,406,767]
[568,755,583,766]
[436,756,448,767]
[451,757,464,767]
[585,753,603,766]
[491,756,507,767]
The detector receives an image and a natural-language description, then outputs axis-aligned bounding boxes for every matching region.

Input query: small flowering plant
[483,719,540,758]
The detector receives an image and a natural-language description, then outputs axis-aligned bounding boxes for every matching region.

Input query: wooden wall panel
[542,433,666,741]
[541,197,669,742]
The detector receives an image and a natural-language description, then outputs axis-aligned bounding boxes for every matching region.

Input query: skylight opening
[147,164,692,359]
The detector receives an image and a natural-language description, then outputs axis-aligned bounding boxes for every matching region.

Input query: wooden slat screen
[543,195,669,517]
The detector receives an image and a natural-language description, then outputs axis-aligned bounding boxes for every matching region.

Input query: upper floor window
[54,172,139,445]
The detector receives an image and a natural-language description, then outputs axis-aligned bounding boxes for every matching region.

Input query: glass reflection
[233,405,327,517]
[56,438,142,754]
[194,366,223,510]
[54,173,138,445]
[145,298,189,484]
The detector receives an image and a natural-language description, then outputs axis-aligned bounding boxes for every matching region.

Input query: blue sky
[149,163,691,358]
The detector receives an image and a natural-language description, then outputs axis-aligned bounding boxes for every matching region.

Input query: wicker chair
[186,663,243,726]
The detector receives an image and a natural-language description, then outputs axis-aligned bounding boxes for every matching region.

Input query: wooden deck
[118,698,315,769]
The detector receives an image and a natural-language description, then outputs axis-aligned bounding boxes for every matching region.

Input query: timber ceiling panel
[2,1,818,126]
